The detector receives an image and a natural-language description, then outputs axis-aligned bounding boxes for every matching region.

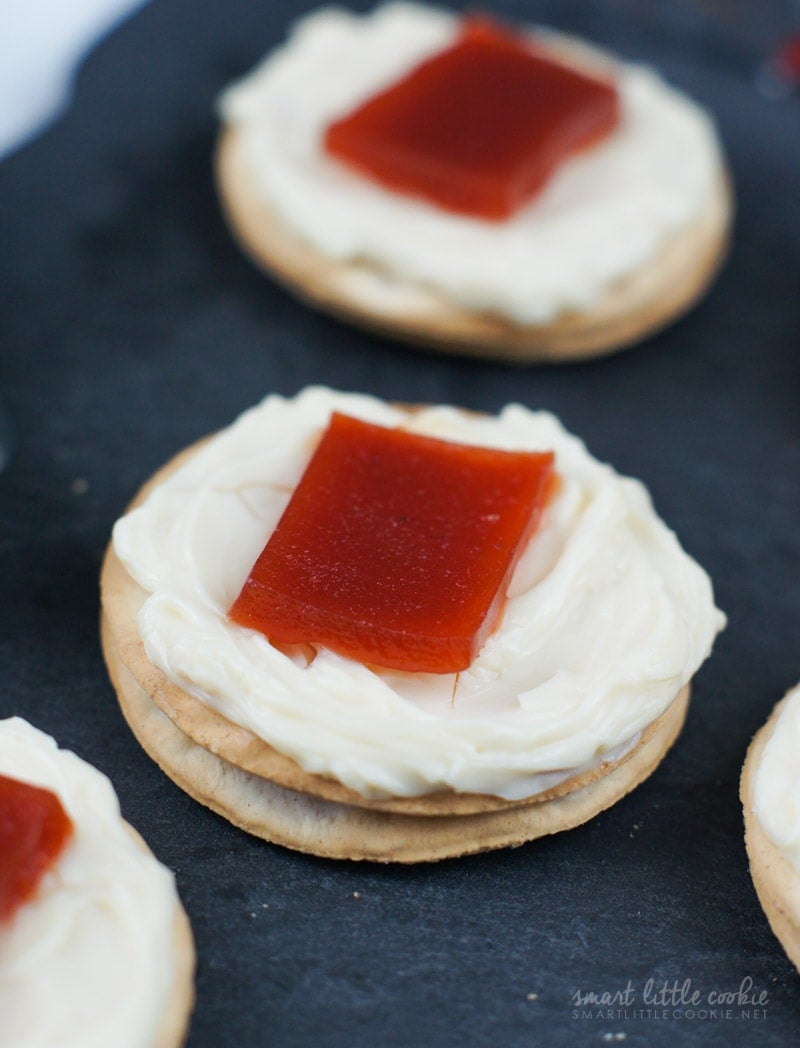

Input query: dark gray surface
[1,1,800,1044]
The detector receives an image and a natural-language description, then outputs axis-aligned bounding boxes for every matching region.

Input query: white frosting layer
[113,387,724,800]
[0,718,180,1048]
[754,685,800,873]
[219,2,725,325]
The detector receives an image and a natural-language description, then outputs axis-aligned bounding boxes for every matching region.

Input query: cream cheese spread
[0,718,180,1048]
[113,387,725,801]
[218,2,726,325]
[753,685,800,875]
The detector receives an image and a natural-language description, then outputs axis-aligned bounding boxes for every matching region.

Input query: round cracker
[105,621,689,863]
[214,123,731,363]
[100,434,690,816]
[741,694,800,972]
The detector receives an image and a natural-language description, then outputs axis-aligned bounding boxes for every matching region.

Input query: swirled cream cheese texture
[0,718,179,1048]
[754,686,800,873]
[113,387,725,800]
[218,2,725,325]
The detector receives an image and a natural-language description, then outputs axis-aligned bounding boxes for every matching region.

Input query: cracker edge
[100,427,693,829]
[118,824,195,1048]
[740,694,800,973]
[106,622,690,863]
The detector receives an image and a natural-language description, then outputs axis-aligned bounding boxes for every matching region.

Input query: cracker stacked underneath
[101,389,724,863]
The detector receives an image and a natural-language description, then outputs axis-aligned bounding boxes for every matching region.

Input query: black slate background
[1,1,800,1045]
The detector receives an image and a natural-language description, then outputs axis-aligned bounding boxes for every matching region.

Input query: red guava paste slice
[0,774,73,923]
[323,16,620,220]
[229,412,555,673]
[777,34,800,82]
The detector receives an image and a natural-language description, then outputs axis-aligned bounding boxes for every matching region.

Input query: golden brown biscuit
[741,695,800,971]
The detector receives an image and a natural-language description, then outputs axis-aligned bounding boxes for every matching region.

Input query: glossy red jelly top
[323,17,620,220]
[229,412,555,674]
[0,774,73,924]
